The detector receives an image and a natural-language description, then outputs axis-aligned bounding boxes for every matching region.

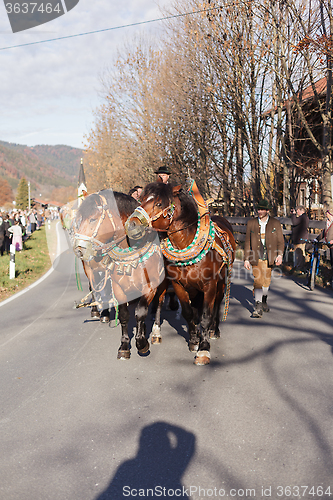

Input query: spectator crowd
[0,207,59,255]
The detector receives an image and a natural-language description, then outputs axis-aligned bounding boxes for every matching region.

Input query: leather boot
[252,301,263,318]
[262,295,270,312]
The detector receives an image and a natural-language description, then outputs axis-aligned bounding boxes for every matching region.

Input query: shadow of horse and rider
[95,422,195,500]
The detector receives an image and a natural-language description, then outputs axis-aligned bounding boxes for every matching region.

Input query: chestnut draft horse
[72,189,166,360]
[125,182,236,365]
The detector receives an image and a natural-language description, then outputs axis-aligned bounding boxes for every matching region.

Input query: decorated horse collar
[99,232,160,275]
[161,211,215,266]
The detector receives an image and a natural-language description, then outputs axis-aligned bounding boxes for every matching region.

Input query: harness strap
[213,223,234,321]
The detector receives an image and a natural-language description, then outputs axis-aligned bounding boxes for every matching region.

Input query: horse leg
[82,264,100,319]
[151,280,168,344]
[168,291,179,311]
[91,297,100,318]
[195,283,218,365]
[98,275,112,323]
[89,286,100,318]
[172,282,201,352]
[117,303,131,360]
[209,281,225,339]
[135,297,150,354]
[100,308,110,323]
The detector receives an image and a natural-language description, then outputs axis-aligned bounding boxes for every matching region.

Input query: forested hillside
[0,141,83,199]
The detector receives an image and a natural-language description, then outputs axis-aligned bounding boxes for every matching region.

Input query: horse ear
[172,185,182,196]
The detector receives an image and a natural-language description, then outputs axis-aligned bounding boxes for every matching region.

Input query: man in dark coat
[0,213,5,256]
[244,199,284,318]
[291,205,308,270]
[3,213,11,254]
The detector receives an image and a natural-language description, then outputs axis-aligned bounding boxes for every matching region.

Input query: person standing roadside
[244,199,285,318]
[8,219,23,251]
[128,186,143,201]
[0,213,5,256]
[3,213,11,254]
[315,207,333,283]
[29,210,37,233]
[290,205,309,270]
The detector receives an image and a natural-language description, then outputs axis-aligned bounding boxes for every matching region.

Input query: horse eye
[90,218,97,224]
[156,202,162,208]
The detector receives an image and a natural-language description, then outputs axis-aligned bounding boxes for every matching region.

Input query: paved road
[1,225,333,500]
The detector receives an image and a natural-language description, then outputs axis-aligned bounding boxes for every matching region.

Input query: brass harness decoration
[99,233,161,276]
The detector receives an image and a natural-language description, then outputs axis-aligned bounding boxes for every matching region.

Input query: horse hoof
[151,324,162,344]
[138,341,150,354]
[100,315,109,323]
[189,342,199,352]
[194,350,211,365]
[117,350,131,360]
[91,310,100,318]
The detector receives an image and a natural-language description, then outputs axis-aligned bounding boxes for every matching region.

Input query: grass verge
[0,225,52,303]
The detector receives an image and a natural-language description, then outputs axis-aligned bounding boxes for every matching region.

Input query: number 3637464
[5,3,62,14]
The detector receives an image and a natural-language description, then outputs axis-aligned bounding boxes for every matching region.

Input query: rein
[167,218,198,235]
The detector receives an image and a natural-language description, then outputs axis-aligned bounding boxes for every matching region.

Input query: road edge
[0,221,62,308]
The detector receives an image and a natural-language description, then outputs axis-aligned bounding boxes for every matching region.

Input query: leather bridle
[73,194,118,261]
[127,200,175,233]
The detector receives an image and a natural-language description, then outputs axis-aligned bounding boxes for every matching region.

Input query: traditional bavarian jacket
[245,216,284,267]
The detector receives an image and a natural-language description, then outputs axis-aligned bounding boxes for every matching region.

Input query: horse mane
[99,190,138,216]
[142,182,198,227]
[77,189,138,220]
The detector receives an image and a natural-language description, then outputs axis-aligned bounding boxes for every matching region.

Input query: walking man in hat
[244,199,284,318]
[155,166,171,184]
[290,205,308,270]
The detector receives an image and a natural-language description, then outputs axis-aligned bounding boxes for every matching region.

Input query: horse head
[125,183,182,239]
[72,190,127,262]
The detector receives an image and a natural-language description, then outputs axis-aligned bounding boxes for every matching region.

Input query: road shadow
[230,283,253,313]
[95,422,195,499]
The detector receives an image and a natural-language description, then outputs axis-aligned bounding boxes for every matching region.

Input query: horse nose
[74,246,83,259]
[126,219,145,240]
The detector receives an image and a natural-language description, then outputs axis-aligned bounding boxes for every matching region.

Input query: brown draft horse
[60,198,106,321]
[125,182,236,365]
[72,189,167,359]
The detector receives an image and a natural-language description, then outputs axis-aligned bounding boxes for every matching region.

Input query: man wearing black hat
[155,166,171,184]
[244,199,284,318]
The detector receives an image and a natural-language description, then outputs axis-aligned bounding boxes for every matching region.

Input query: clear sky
[0,0,174,149]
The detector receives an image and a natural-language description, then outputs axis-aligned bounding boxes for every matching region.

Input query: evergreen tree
[16,177,29,209]
[0,177,14,206]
